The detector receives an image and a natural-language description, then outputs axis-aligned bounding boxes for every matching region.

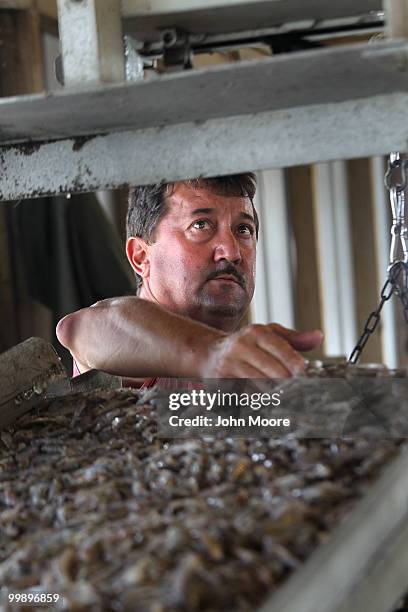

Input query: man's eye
[192,219,210,230]
[237,224,254,235]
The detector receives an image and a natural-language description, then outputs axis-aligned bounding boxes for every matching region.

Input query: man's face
[139,183,257,331]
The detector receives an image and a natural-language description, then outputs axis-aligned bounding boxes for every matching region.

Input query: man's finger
[257,329,306,376]
[232,362,286,379]
[237,355,292,378]
[268,324,324,352]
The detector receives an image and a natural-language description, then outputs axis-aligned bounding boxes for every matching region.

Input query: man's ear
[126,237,150,279]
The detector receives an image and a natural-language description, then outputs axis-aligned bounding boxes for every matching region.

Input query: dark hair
[127,174,258,291]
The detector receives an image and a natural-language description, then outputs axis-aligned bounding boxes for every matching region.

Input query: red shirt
[72,360,196,390]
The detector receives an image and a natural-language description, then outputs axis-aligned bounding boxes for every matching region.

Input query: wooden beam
[0,8,44,351]
[384,0,408,39]
[287,166,324,358]
[0,210,18,352]
[35,0,57,20]
[0,8,44,96]
[0,1,31,8]
[0,1,58,22]
[57,0,124,86]
[347,158,383,363]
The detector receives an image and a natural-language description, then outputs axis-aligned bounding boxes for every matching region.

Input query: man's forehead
[166,183,253,215]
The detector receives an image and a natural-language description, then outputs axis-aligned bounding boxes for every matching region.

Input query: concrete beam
[2,91,408,200]
[1,41,408,199]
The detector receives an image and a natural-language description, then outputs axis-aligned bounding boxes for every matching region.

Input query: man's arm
[56,297,323,379]
[57,297,222,378]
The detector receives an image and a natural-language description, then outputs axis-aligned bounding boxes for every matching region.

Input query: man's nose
[213,229,241,263]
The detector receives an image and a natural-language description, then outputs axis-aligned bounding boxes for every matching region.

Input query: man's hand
[198,323,323,378]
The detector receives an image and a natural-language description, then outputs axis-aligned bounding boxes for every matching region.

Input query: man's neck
[139,285,242,333]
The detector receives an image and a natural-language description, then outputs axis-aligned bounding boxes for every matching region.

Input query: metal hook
[385,152,408,192]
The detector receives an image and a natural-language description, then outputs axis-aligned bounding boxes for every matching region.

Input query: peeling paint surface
[1,93,408,201]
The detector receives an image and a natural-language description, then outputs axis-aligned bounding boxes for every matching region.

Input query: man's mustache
[206,265,246,288]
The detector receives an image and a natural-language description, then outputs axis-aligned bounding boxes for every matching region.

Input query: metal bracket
[162,28,193,70]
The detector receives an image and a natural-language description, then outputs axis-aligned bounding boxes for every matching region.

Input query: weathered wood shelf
[121,0,383,36]
[1,40,408,200]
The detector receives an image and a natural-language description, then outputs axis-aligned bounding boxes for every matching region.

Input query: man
[56,173,323,383]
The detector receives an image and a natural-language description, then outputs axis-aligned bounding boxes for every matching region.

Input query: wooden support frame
[0,7,47,351]
[347,158,383,363]
[0,0,30,7]
[0,1,57,19]
[0,8,44,96]
[286,166,323,357]
[36,0,57,20]
[57,0,124,86]
[384,0,408,39]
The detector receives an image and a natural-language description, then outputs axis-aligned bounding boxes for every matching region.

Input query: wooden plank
[0,1,58,22]
[347,158,383,363]
[122,0,382,35]
[0,8,44,351]
[35,0,56,20]
[57,0,124,86]
[0,337,66,430]
[0,9,44,96]
[286,166,323,357]
[0,209,18,352]
[18,301,53,344]
[384,0,408,39]
[0,0,31,8]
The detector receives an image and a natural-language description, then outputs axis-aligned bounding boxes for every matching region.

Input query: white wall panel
[252,170,294,328]
[371,156,398,367]
[314,161,357,356]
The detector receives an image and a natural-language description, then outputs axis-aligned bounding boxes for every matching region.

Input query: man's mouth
[207,273,245,289]
[211,275,241,284]
[206,266,246,289]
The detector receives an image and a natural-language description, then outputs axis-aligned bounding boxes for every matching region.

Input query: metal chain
[349,261,405,364]
[349,153,408,364]
[385,152,408,267]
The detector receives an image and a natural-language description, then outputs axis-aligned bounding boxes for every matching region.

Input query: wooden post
[0,8,44,96]
[57,0,124,87]
[384,0,408,39]
[0,7,45,352]
[347,158,383,363]
[287,165,324,358]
